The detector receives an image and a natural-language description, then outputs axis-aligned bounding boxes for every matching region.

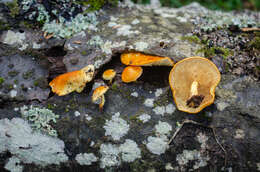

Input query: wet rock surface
[0,1,260,172]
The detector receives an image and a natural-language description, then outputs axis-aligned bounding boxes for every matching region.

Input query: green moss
[111,83,118,91]
[22,69,35,80]
[19,21,34,29]
[248,36,260,49]
[76,0,118,12]
[181,35,201,44]
[0,77,4,85]
[6,0,20,18]
[81,51,87,56]
[33,77,48,89]
[8,70,19,77]
[197,46,233,59]
[0,20,10,30]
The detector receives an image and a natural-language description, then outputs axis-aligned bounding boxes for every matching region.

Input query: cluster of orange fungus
[92,85,109,110]
[121,66,143,83]
[121,52,174,66]
[169,56,221,114]
[49,65,94,96]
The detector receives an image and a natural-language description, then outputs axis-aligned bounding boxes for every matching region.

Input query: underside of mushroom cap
[169,56,221,114]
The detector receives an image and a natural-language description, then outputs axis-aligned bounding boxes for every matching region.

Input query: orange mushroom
[92,85,109,110]
[169,56,221,114]
[121,52,174,66]
[121,66,143,83]
[102,69,116,84]
[49,65,95,96]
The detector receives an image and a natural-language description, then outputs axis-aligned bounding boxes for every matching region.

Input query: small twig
[168,119,227,167]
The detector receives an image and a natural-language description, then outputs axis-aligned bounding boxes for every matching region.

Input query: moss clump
[181,35,201,44]
[81,51,87,56]
[0,20,11,30]
[0,77,4,85]
[197,46,233,59]
[77,0,119,12]
[248,36,260,50]
[22,69,35,80]
[6,0,20,18]
[8,70,19,77]
[33,77,48,89]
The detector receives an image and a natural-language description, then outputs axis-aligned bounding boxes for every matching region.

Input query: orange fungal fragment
[49,65,94,96]
[121,52,174,66]
[121,66,143,83]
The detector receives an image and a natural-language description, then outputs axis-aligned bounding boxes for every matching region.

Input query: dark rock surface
[0,1,259,172]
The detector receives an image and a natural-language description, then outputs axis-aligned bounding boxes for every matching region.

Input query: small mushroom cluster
[120,52,174,83]
[49,52,221,114]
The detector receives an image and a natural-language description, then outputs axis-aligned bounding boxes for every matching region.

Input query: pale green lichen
[42,13,98,38]
[4,157,23,172]
[0,118,68,166]
[21,106,59,136]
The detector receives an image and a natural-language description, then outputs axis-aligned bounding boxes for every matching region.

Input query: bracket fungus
[121,52,174,66]
[92,85,109,110]
[49,65,95,96]
[121,66,143,83]
[169,56,221,114]
[102,69,116,84]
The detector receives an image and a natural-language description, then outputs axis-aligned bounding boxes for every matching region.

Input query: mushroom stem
[190,81,198,96]
[99,95,105,111]
[186,81,204,108]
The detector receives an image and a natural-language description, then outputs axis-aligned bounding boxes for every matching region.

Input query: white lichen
[75,153,98,166]
[74,111,81,117]
[134,41,148,51]
[176,150,209,169]
[4,157,23,172]
[144,98,154,108]
[137,114,151,123]
[165,104,176,114]
[130,92,139,97]
[153,106,165,115]
[155,121,172,136]
[119,139,141,162]
[85,114,92,121]
[234,129,245,139]
[10,90,17,98]
[103,112,129,141]
[216,102,229,111]
[100,143,120,168]
[146,136,168,155]
[0,118,68,166]
[131,19,140,25]
[117,25,140,36]
[155,88,163,97]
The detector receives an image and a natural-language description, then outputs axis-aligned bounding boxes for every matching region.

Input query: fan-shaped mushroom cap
[92,85,109,110]
[121,66,143,83]
[169,56,221,113]
[102,69,116,83]
[121,52,174,66]
[49,65,94,96]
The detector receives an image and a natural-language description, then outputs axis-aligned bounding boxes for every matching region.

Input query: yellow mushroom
[102,69,116,84]
[92,85,109,111]
[169,56,221,114]
[121,52,174,66]
[121,66,143,83]
[49,65,94,96]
